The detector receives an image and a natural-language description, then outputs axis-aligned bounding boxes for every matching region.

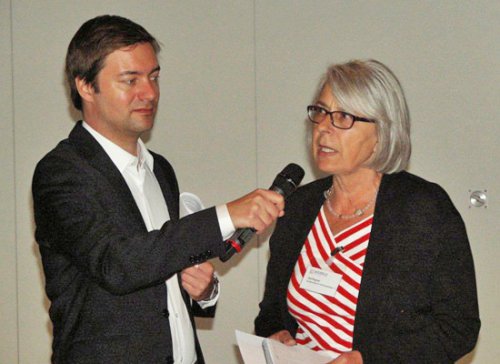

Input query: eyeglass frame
[307,105,375,130]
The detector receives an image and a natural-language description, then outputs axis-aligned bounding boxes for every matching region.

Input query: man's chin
[131,117,155,134]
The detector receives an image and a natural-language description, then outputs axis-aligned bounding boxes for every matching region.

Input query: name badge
[300,266,342,297]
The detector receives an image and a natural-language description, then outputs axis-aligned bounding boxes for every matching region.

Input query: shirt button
[162,309,169,318]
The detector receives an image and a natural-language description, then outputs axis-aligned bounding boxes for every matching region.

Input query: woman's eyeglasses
[307,105,375,130]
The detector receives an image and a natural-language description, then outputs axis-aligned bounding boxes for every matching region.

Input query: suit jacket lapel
[68,121,146,230]
[152,157,179,221]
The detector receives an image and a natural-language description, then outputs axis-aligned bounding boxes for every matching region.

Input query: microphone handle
[219,186,286,262]
[219,164,304,262]
[219,228,255,262]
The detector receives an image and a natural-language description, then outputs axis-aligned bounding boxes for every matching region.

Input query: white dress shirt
[82,121,233,364]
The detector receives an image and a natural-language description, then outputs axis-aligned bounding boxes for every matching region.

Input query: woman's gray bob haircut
[315,59,411,173]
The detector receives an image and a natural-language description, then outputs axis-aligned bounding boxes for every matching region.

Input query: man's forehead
[102,43,159,73]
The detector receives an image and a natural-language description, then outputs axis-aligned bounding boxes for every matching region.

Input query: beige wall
[1,1,18,363]
[1,0,498,363]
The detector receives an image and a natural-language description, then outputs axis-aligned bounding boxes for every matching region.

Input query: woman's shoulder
[381,171,456,214]
[287,176,330,205]
[382,171,446,195]
[276,176,330,224]
[295,175,331,195]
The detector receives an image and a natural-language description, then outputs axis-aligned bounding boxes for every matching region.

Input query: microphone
[219,163,305,262]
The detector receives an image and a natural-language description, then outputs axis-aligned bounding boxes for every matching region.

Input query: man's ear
[75,77,95,103]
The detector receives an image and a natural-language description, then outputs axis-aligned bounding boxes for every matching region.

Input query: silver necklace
[323,186,378,220]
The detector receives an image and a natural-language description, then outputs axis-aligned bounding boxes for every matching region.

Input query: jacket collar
[68,121,147,230]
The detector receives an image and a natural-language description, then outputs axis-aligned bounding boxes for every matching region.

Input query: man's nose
[138,79,158,101]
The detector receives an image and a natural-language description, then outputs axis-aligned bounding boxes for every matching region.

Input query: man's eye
[123,79,136,85]
[150,74,160,82]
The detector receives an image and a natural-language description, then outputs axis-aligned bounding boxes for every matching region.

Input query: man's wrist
[216,204,235,240]
[205,274,219,301]
[197,274,220,306]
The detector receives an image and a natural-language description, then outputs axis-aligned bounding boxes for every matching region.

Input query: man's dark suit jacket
[255,172,480,363]
[33,121,225,364]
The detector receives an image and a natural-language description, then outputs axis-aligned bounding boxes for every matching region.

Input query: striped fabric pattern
[287,206,372,357]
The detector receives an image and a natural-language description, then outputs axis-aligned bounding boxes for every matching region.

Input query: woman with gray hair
[254,59,480,363]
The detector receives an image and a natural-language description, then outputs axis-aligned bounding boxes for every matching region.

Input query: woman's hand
[268,330,296,346]
[327,350,363,364]
[267,331,362,364]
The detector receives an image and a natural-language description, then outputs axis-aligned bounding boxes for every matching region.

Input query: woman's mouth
[318,144,337,154]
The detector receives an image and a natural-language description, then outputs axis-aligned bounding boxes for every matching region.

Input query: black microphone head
[280,163,305,185]
[271,163,305,198]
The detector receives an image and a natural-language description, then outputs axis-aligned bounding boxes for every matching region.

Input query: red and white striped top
[287,206,373,358]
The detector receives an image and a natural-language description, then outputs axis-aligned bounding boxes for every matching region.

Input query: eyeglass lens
[308,107,354,129]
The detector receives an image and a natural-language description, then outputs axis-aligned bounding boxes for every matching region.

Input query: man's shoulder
[33,123,99,186]
[35,122,88,165]
[35,138,77,170]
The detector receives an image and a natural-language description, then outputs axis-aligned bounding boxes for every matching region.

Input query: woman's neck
[332,169,382,198]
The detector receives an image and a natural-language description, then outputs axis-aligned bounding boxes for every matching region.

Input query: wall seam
[252,0,262,304]
[9,0,20,362]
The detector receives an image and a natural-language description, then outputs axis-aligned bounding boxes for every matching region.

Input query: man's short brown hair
[65,15,160,110]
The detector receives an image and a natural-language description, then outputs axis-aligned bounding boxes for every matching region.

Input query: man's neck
[84,119,139,156]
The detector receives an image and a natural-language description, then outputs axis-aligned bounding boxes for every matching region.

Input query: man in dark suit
[32,15,284,364]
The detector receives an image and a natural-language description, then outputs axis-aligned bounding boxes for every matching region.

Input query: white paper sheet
[235,330,331,364]
[179,192,204,217]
